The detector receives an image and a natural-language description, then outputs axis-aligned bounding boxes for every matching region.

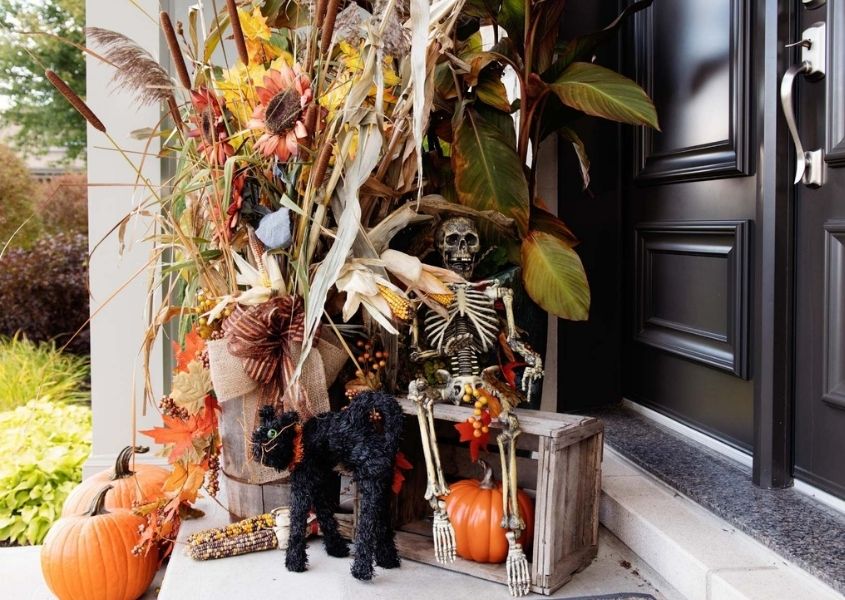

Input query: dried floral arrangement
[46,0,658,560]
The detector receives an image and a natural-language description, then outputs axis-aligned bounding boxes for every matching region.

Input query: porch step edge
[600,447,844,600]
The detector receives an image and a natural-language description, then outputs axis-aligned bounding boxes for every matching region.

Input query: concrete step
[600,447,844,600]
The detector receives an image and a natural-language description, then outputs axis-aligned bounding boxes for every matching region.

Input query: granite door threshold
[585,405,845,595]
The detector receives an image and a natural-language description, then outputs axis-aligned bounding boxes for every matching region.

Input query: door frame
[752,0,797,489]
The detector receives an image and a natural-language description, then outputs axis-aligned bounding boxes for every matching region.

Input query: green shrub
[0,337,90,412]
[0,400,91,545]
[0,143,42,249]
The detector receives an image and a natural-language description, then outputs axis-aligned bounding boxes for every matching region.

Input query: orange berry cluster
[463,384,490,438]
[345,340,389,399]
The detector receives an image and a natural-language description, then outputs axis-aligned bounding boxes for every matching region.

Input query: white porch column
[85,0,165,475]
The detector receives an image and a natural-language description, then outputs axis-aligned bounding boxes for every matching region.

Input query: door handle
[779,22,826,188]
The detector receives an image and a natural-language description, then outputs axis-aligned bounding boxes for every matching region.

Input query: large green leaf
[551,62,659,129]
[521,230,590,321]
[452,106,529,234]
[498,0,525,43]
[475,75,513,112]
[544,0,654,82]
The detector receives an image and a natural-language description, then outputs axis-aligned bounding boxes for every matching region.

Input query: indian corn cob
[186,512,276,546]
[188,528,279,560]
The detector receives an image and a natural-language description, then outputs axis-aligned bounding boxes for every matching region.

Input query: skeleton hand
[505,531,531,597]
[520,364,544,394]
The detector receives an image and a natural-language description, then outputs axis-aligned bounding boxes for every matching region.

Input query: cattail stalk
[45,70,106,132]
[320,0,340,55]
[160,11,192,89]
[167,96,185,131]
[226,0,250,65]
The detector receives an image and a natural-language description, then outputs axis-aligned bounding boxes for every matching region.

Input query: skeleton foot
[505,532,530,597]
[432,501,456,564]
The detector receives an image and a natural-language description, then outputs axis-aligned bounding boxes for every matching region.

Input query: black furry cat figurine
[252,391,403,581]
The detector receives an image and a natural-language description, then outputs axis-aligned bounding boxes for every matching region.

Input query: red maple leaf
[140,415,201,462]
[392,451,413,495]
[454,411,492,462]
[501,361,526,390]
[173,330,205,373]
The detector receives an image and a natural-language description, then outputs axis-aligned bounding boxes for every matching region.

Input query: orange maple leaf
[173,330,205,373]
[163,462,206,504]
[140,415,201,462]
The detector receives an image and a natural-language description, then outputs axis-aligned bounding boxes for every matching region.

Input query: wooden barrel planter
[220,396,290,521]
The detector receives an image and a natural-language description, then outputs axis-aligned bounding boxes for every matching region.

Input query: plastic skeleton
[407,217,543,597]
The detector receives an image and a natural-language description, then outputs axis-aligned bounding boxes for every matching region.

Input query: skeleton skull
[436,217,481,279]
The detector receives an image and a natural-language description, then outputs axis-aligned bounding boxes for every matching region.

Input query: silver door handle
[779,23,826,188]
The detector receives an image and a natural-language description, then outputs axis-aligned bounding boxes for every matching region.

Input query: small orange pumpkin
[445,460,534,563]
[62,446,169,516]
[42,485,158,600]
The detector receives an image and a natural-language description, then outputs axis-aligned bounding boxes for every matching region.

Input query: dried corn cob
[188,528,278,560]
[428,292,455,306]
[186,512,276,546]
[378,285,413,320]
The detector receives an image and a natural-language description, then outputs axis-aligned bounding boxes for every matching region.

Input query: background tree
[0,143,42,248]
[0,0,86,161]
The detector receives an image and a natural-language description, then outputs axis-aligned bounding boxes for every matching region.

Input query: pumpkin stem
[86,485,113,516]
[478,459,495,489]
[112,445,149,480]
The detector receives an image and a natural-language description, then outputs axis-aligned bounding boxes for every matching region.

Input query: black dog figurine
[252,391,403,581]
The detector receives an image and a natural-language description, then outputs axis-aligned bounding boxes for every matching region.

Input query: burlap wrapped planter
[208,336,347,520]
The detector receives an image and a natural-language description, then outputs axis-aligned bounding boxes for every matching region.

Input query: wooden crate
[387,398,603,596]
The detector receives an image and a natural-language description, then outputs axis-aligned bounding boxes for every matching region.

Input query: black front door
[790,1,845,497]
[621,0,756,450]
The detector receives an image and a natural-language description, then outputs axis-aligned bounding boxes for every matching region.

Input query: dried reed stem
[45,70,106,132]
[226,0,250,65]
[160,11,192,89]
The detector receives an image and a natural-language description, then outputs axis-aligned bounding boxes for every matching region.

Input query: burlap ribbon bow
[223,295,307,411]
[208,295,348,485]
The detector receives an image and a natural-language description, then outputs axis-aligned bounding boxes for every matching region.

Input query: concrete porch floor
[0,503,680,600]
[6,443,843,600]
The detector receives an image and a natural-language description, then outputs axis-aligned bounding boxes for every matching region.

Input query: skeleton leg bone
[500,414,529,596]
[410,381,455,563]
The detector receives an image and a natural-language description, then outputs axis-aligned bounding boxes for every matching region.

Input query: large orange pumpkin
[444,460,534,563]
[62,446,168,516]
[42,485,159,600]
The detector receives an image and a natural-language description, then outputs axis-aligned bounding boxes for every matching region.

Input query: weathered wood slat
[397,398,599,438]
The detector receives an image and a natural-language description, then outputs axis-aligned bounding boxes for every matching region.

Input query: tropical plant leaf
[545,0,654,82]
[463,0,502,19]
[550,62,659,129]
[559,127,591,189]
[475,76,512,112]
[452,106,529,234]
[498,0,525,44]
[521,231,590,321]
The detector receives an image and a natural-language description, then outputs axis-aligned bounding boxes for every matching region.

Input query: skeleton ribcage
[424,286,499,377]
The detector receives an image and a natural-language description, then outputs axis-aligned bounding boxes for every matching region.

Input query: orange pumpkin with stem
[62,446,168,516]
[41,485,159,600]
[444,460,534,563]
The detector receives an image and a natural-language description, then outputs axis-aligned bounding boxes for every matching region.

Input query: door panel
[622,0,756,450]
[793,1,845,497]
